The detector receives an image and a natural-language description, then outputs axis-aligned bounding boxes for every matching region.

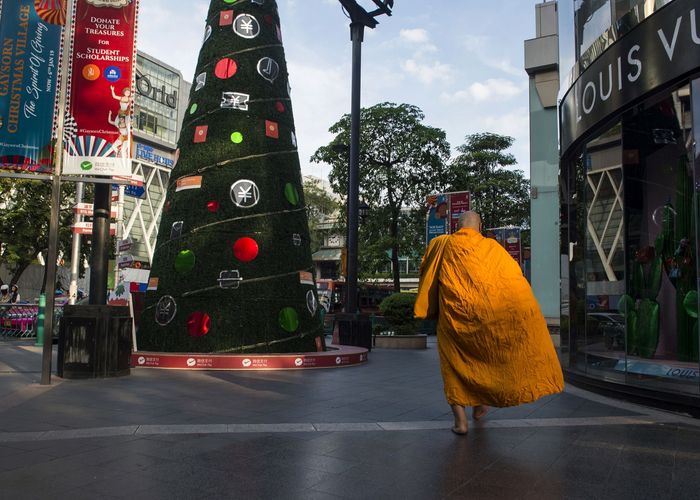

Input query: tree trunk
[11,261,31,288]
[390,218,401,292]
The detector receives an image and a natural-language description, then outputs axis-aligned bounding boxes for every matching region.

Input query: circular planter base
[131,344,368,370]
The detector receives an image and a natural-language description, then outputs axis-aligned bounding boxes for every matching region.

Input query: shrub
[378,293,419,335]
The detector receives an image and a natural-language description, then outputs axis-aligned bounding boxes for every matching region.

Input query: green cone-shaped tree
[138,0,323,353]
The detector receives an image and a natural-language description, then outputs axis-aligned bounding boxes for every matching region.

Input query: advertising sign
[503,227,522,264]
[135,142,174,168]
[63,0,139,177]
[425,194,448,246]
[448,191,470,234]
[0,1,64,174]
[560,0,699,153]
[72,221,116,235]
[425,191,471,246]
[485,227,522,265]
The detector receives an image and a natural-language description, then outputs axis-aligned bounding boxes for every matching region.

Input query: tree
[137,0,322,354]
[312,103,450,291]
[447,133,530,230]
[0,179,85,289]
[303,179,341,254]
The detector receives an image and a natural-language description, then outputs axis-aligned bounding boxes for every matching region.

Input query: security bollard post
[35,294,46,347]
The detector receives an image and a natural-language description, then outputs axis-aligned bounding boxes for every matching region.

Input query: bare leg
[450,404,468,435]
[472,405,489,421]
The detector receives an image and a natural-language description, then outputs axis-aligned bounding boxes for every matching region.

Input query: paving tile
[449,480,529,499]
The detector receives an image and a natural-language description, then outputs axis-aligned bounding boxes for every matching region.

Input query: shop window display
[562,80,700,395]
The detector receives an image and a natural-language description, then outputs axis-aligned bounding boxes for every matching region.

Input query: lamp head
[338,0,393,28]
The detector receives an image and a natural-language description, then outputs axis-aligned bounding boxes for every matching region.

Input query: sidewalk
[1,337,699,499]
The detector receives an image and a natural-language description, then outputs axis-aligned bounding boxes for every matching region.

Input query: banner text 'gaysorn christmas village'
[0,1,65,174]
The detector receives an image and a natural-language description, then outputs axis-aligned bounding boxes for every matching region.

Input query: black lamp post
[337,0,393,314]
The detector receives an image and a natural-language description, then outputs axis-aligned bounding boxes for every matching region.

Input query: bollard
[35,294,46,347]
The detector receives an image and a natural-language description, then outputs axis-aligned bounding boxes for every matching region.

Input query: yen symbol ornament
[230,179,260,208]
[306,290,318,316]
[233,14,260,39]
[155,296,177,326]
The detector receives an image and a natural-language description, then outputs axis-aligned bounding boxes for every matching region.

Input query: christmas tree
[137,0,323,353]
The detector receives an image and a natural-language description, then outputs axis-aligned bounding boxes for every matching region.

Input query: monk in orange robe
[415,211,564,434]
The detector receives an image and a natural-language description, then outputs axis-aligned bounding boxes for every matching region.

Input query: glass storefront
[561,79,700,396]
[558,0,700,402]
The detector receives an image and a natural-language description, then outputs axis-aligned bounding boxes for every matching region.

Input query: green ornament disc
[278,307,299,333]
[189,103,198,114]
[284,183,299,205]
[174,249,196,274]
[230,131,243,144]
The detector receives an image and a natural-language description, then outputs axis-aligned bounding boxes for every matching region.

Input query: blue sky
[138,0,542,180]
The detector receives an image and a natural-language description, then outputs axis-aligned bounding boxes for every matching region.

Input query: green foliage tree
[447,133,530,230]
[138,0,322,354]
[311,102,450,292]
[303,179,340,254]
[0,179,86,289]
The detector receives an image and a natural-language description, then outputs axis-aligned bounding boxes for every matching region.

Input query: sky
[138,0,542,181]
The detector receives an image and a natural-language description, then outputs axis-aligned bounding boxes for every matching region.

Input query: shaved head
[457,211,481,230]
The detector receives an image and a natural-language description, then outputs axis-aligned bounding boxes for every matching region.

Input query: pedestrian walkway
[0,337,699,499]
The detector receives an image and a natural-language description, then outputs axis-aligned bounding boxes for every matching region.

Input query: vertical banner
[0,1,65,174]
[425,193,448,246]
[448,191,470,234]
[63,0,138,177]
[503,227,522,264]
[425,191,471,246]
[486,227,522,265]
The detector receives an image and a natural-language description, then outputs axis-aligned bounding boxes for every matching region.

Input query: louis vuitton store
[559,0,700,405]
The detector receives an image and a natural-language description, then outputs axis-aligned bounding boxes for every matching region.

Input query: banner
[485,227,522,265]
[0,1,65,174]
[448,191,470,234]
[425,193,448,246]
[63,0,138,177]
[425,191,471,245]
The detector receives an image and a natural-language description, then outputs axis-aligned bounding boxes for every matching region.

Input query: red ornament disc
[275,101,285,113]
[187,311,210,337]
[207,200,220,213]
[233,237,259,262]
[214,58,238,79]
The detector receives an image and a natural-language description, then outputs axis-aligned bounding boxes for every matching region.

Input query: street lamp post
[337,0,393,314]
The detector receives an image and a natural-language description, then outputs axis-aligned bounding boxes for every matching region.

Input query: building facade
[525,1,562,326]
[557,0,700,404]
[116,52,190,276]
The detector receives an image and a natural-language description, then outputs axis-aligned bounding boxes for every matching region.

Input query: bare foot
[472,405,489,421]
[450,404,468,435]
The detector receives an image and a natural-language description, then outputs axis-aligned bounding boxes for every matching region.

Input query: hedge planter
[373,334,427,349]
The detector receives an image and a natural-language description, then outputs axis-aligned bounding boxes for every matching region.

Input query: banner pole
[40,0,75,385]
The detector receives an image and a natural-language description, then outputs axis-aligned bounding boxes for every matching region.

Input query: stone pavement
[1,336,699,500]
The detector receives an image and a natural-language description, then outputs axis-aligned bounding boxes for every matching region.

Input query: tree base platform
[130,344,368,371]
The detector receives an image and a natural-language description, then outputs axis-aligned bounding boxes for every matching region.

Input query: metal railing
[0,304,64,339]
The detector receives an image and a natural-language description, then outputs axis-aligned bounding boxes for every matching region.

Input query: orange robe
[414,228,564,407]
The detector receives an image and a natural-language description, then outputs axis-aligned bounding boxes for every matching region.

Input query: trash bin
[57,305,132,379]
[334,312,372,351]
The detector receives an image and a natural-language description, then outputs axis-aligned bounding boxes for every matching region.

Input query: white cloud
[441,78,524,103]
[401,59,452,85]
[400,28,429,44]
[138,0,208,80]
